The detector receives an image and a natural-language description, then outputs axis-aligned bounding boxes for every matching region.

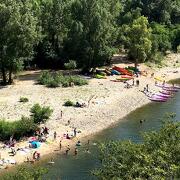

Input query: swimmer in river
[74,148,78,156]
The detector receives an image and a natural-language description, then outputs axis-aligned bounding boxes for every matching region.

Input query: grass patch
[19,97,29,103]
[38,71,88,88]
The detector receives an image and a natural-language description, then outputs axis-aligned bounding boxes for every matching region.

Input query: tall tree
[35,0,72,68]
[0,0,39,84]
[65,0,121,70]
[127,16,152,67]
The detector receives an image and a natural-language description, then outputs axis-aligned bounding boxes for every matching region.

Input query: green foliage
[127,16,152,65]
[38,71,88,88]
[64,60,77,70]
[64,100,75,107]
[2,166,48,180]
[0,0,40,84]
[177,45,180,53]
[150,52,165,65]
[65,0,120,69]
[0,117,37,141]
[151,23,171,53]
[30,103,53,124]
[19,97,29,103]
[94,120,180,179]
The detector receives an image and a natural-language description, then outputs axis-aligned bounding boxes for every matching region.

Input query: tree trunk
[8,69,13,84]
[134,59,138,68]
[1,67,7,85]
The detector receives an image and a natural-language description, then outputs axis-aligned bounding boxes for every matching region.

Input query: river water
[44,86,180,180]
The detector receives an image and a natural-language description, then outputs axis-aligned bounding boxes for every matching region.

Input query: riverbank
[0,53,180,170]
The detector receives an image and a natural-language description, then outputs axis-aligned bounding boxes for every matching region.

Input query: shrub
[177,45,180,53]
[1,166,48,180]
[38,71,52,85]
[64,100,75,107]
[64,60,77,70]
[19,97,29,103]
[38,71,88,88]
[0,117,38,141]
[30,104,53,124]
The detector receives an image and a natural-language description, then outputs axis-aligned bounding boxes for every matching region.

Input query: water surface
[44,89,180,180]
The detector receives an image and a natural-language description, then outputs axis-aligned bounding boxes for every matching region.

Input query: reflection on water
[44,91,180,180]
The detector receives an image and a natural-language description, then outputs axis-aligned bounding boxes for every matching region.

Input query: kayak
[154,93,172,98]
[154,77,165,82]
[151,95,168,100]
[95,74,107,79]
[149,97,167,102]
[111,69,121,75]
[159,90,173,95]
[113,66,133,76]
[121,75,134,79]
[116,77,130,81]
[162,87,178,92]
[156,84,180,89]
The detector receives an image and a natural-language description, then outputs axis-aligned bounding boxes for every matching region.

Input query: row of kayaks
[148,84,180,102]
[94,66,139,79]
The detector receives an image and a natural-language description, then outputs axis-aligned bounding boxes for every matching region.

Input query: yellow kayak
[154,77,165,82]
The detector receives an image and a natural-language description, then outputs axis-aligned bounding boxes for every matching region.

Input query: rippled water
[44,87,180,180]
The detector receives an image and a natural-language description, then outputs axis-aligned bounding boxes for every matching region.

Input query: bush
[64,100,75,107]
[38,71,88,88]
[0,117,38,141]
[177,45,180,53]
[1,166,48,180]
[151,51,164,65]
[30,103,53,124]
[38,71,52,85]
[64,60,77,70]
[19,97,29,103]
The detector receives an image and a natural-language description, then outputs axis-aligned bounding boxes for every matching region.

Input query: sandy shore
[0,53,180,169]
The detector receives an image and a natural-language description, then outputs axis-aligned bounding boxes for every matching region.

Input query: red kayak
[121,75,134,79]
[113,66,133,76]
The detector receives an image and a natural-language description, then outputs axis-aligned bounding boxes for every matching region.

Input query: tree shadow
[111,54,133,65]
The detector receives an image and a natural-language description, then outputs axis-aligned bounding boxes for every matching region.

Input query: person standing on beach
[146,84,149,92]
[60,110,63,119]
[54,131,57,140]
[59,140,62,150]
[74,128,77,137]
[136,80,139,86]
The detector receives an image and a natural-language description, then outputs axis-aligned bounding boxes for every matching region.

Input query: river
[44,85,180,180]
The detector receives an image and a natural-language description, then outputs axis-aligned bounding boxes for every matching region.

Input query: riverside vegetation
[0,0,180,84]
[0,104,53,141]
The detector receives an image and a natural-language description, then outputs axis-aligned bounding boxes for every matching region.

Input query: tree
[93,118,180,179]
[65,0,121,70]
[127,16,152,67]
[0,0,39,84]
[35,0,73,68]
